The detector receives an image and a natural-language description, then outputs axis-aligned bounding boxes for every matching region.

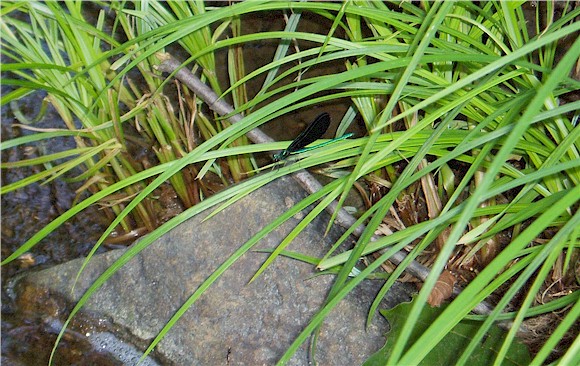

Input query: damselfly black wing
[273,112,332,162]
[285,112,331,153]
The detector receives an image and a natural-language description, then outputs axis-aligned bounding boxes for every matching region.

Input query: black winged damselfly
[273,112,353,163]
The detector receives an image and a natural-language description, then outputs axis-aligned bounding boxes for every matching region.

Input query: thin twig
[155,53,528,333]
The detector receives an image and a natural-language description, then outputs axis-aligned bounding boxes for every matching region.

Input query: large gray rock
[19,176,413,365]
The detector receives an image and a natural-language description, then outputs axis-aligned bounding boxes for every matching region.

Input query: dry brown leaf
[427,270,457,307]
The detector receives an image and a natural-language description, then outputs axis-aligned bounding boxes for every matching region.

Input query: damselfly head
[273,150,290,162]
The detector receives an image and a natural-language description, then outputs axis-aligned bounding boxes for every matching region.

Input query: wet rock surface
[18,176,413,365]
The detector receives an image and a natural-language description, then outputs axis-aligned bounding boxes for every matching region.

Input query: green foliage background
[1,1,579,365]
